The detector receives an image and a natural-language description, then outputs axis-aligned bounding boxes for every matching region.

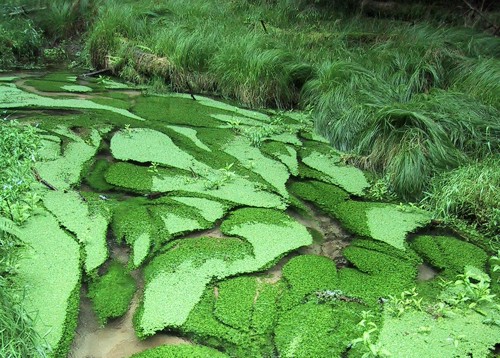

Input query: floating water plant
[87,261,136,326]
[43,190,109,273]
[136,209,311,336]
[16,211,81,357]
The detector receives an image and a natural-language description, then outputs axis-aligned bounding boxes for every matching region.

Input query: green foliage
[87,261,136,326]
[0,18,42,69]
[411,235,488,278]
[0,120,40,224]
[0,276,49,357]
[422,157,500,243]
[130,344,228,357]
[439,266,497,312]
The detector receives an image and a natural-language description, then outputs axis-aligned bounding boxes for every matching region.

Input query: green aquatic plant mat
[84,159,115,191]
[110,127,212,173]
[166,125,212,151]
[279,255,338,312]
[136,209,311,336]
[288,180,351,208]
[0,84,143,120]
[38,135,61,160]
[112,198,212,268]
[104,161,153,193]
[411,235,488,278]
[131,95,224,127]
[87,261,136,326]
[35,127,101,190]
[261,142,299,176]
[211,113,265,127]
[61,85,93,93]
[214,277,257,331]
[105,161,286,209]
[290,181,431,250]
[223,137,290,196]
[267,132,302,146]
[90,96,132,110]
[130,344,228,358]
[181,277,279,357]
[0,76,18,82]
[170,196,226,222]
[376,310,500,358]
[43,190,109,273]
[301,150,369,196]
[274,301,362,358]
[16,210,81,357]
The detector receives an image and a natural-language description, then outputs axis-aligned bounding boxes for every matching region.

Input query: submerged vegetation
[0,0,499,357]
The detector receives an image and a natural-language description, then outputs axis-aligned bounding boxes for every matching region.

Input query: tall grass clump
[422,156,500,249]
[304,57,500,199]
[452,58,500,109]
[211,33,313,108]
[86,1,148,69]
[0,276,49,358]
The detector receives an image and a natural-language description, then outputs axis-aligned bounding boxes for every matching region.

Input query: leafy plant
[386,287,423,317]
[350,311,391,358]
[439,266,496,313]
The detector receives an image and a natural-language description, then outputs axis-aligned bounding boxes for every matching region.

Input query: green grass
[422,157,500,244]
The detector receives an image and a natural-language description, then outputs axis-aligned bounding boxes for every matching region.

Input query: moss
[130,344,228,358]
[137,209,311,337]
[112,197,213,267]
[336,241,419,303]
[87,261,136,326]
[43,190,109,273]
[214,277,257,331]
[61,85,93,93]
[136,237,253,336]
[16,210,81,356]
[170,196,227,223]
[182,281,279,357]
[280,255,338,311]
[274,301,361,358]
[53,282,81,358]
[84,159,115,191]
[90,96,132,110]
[411,235,488,278]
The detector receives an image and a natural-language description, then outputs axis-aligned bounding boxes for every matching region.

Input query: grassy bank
[82,0,500,241]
